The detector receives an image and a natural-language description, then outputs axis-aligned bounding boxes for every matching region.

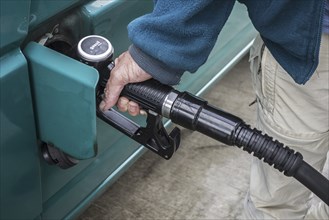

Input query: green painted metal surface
[28,0,87,30]
[81,0,153,56]
[0,0,30,54]
[24,42,99,159]
[38,2,155,218]
[0,49,42,220]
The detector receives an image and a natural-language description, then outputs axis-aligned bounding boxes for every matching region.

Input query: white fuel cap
[77,35,114,62]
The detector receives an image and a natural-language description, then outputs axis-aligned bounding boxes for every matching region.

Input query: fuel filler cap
[77,35,114,63]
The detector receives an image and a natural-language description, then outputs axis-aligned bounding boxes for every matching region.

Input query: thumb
[99,69,126,111]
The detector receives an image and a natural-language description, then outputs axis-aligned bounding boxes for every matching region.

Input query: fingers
[99,54,126,111]
[127,101,139,116]
[99,70,125,111]
[117,97,129,112]
[117,97,142,116]
[99,50,152,115]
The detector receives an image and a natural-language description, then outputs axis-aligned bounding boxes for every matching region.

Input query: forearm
[128,0,235,85]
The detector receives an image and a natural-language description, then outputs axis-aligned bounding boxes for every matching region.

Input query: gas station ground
[78,55,256,219]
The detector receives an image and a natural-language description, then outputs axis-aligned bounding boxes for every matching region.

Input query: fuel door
[24,42,99,160]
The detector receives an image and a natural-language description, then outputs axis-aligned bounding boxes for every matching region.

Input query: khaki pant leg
[244,34,329,219]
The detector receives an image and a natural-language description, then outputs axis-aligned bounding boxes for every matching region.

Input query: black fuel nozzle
[77,35,180,159]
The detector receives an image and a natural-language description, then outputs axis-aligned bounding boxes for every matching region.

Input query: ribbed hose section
[233,123,329,205]
[233,123,303,177]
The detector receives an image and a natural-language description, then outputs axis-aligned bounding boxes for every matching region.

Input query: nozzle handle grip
[121,79,174,114]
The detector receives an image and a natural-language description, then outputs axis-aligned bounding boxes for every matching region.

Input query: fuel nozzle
[77,35,181,160]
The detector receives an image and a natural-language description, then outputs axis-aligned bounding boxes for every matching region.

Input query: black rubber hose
[233,124,303,176]
[234,123,329,205]
[118,79,329,205]
[169,92,329,206]
[294,161,329,204]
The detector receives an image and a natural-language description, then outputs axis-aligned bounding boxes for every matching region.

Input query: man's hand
[99,51,152,115]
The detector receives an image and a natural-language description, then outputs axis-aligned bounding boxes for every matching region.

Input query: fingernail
[128,105,138,116]
[140,110,147,116]
[119,98,129,105]
[129,105,137,112]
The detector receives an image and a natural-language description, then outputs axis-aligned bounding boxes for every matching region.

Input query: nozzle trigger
[97,108,180,159]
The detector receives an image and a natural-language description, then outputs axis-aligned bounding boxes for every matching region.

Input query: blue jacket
[128,0,326,85]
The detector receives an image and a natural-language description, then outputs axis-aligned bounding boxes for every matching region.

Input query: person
[99,0,329,219]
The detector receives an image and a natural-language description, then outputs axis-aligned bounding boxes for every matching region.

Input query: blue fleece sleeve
[128,0,235,85]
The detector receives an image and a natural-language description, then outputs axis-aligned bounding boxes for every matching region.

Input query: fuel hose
[120,79,329,206]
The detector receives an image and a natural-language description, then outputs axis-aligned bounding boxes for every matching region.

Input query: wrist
[129,44,184,85]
